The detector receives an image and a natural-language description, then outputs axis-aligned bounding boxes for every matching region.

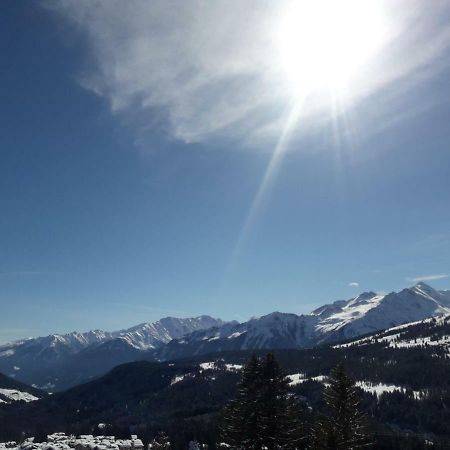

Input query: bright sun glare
[277,0,387,96]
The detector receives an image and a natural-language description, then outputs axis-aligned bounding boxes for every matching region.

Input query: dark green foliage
[258,354,302,450]
[2,340,450,448]
[220,354,263,449]
[220,353,306,450]
[311,364,370,449]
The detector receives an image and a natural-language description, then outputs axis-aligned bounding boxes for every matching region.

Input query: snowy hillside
[156,282,450,360]
[0,389,39,404]
[1,282,449,390]
[0,316,223,390]
[313,282,450,342]
[335,313,450,353]
[0,373,44,404]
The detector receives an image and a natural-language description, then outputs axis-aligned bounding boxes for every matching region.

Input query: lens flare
[277,0,388,96]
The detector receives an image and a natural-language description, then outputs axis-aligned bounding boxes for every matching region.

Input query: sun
[277,0,387,96]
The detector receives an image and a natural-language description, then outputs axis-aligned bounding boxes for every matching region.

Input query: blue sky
[1,1,450,343]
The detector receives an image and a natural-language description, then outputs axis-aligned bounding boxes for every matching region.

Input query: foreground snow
[0,433,144,450]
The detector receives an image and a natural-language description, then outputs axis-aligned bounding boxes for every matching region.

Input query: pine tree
[221,353,306,450]
[310,417,339,450]
[149,431,171,450]
[258,353,299,449]
[284,395,308,450]
[311,364,371,450]
[220,353,263,449]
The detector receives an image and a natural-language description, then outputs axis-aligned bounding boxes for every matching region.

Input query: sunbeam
[221,0,391,276]
[226,97,306,274]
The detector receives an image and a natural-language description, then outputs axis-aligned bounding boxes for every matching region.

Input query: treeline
[148,353,450,449]
[220,353,369,449]
[2,348,450,449]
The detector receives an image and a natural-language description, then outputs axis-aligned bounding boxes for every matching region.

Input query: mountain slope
[3,335,450,445]
[1,283,448,391]
[335,312,450,353]
[314,283,450,342]
[0,360,239,443]
[155,283,450,360]
[0,316,223,390]
[0,373,45,404]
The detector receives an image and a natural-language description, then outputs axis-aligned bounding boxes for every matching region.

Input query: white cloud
[349,282,359,287]
[45,0,450,146]
[407,274,449,283]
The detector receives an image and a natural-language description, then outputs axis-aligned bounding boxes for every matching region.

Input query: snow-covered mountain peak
[311,299,347,317]
[114,315,225,349]
[345,291,379,308]
[0,314,225,384]
[253,311,299,323]
[409,282,441,299]
[353,291,378,301]
[197,283,450,351]
[3,283,450,391]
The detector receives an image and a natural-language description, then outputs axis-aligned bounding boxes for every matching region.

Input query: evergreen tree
[149,431,171,450]
[220,353,263,449]
[221,353,306,450]
[284,396,309,450]
[258,353,305,450]
[311,363,371,450]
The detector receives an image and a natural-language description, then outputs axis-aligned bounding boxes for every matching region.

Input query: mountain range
[0,315,224,390]
[2,308,450,444]
[0,282,449,391]
[154,282,450,360]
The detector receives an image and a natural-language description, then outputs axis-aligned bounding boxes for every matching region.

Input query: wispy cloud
[406,274,449,283]
[349,282,359,287]
[45,1,450,146]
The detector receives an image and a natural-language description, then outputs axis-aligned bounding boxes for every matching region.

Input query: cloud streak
[46,0,450,146]
[407,274,449,283]
[349,282,360,287]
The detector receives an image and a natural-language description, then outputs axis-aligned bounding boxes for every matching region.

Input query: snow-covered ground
[288,373,328,386]
[224,364,243,371]
[170,375,186,385]
[287,374,425,401]
[199,361,243,372]
[0,389,39,403]
[288,373,306,385]
[334,313,450,356]
[355,381,425,400]
[199,362,215,370]
[170,361,243,385]
[0,433,144,450]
